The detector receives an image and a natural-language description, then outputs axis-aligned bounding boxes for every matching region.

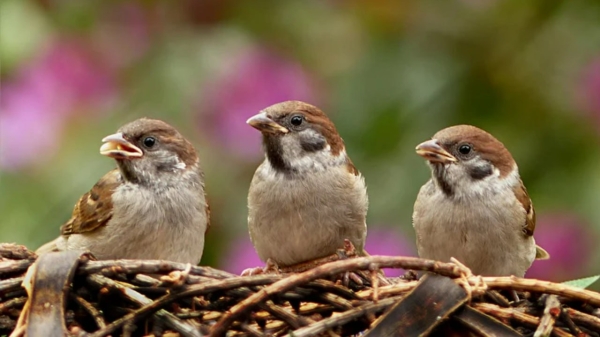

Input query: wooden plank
[365,274,468,337]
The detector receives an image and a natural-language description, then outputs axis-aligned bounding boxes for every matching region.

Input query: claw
[160,263,192,287]
[241,258,280,276]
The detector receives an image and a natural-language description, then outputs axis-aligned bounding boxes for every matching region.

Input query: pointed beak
[416,139,457,164]
[246,112,289,134]
[100,133,143,159]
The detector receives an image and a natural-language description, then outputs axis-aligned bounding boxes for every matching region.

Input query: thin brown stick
[0,260,32,276]
[239,322,263,337]
[79,260,237,279]
[356,281,417,299]
[258,300,313,329]
[482,277,600,307]
[0,244,37,260]
[473,303,572,337]
[535,295,561,337]
[70,293,106,329]
[0,296,26,313]
[565,307,600,332]
[560,307,582,336]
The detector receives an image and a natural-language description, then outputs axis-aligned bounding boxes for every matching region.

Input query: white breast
[413,171,537,277]
[248,160,368,266]
[62,169,208,264]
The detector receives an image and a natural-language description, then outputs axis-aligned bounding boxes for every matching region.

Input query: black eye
[143,136,156,148]
[458,144,471,155]
[290,115,303,126]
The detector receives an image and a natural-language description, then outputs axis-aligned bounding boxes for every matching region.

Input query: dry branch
[0,243,598,337]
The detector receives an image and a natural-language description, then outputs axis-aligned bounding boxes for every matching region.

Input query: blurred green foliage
[1,0,599,286]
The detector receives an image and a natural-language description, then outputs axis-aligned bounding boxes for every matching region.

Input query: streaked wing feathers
[60,169,120,236]
[513,179,535,237]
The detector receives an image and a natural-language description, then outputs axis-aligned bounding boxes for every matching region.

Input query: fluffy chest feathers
[413,171,537,276]
[248,160,368,266]
[63,168,208,263]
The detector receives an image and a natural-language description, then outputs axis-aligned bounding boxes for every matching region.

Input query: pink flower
[202,48,319,159]
[526,214,595,281]
[218,236,263,275]
[0,40,115,170]
[364,227,417,277]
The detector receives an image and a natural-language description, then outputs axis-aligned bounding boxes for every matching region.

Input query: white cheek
[448,161,520,198]
[175,162,186,170]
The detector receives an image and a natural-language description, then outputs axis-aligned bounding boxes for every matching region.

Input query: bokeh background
[1,0,599,287]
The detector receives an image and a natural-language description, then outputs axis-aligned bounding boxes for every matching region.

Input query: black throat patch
[263,135,292,173]
[116,160,141,184]
[432,164,454,196]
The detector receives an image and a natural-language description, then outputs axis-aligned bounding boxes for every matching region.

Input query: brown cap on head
[101,118,198,167]
[417,125,516,177]
[248,101,346,156]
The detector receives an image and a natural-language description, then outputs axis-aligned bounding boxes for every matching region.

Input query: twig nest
[0,243,599,336]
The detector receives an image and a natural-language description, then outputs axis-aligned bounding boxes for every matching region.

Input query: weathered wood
[365,274,468,337]
[454,305,521,337]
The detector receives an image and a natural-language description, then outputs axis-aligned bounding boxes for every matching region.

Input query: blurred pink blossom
[526,214,595,281]
[203,48,319,158]
[219,236,263,275]
[218,226,415,277]
[579,58,600,129]
[0,40,115,170]
[364,227,417,277]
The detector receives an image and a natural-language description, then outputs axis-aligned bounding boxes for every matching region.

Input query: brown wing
[204,197,211,234]
[60,169,120,236]
[513,180,551,260]
[345,156,360,176]
[513,179,535,237]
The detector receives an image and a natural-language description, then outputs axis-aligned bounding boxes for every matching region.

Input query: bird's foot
[241,258,280,276]
[160,263,192,287]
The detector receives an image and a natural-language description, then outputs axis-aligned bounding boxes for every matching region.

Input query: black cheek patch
[300,137,327,152]
[469,165,493,180]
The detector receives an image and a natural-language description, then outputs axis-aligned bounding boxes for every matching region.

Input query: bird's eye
[143,136,156,148]
[290,115,303,126]
[458,144,471,155]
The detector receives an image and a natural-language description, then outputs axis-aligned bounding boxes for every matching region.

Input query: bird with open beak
[245,101,368,271]
[413,125,549,277]
[37,118,210,264]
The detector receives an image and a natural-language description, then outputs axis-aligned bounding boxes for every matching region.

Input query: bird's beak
[416,139,457,164]
[246,112,289,134]
[100,133,143,159]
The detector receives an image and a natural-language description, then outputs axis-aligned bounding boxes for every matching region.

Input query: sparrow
[412,125,549,277]
[246,101,368,268]
[36,118,209,264]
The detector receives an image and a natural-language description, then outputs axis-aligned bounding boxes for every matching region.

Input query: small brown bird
[37,118,209,264]
[246,101,368,268]
[413,125,549,277]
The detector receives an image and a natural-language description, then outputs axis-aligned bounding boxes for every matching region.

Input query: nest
[1,243,599,337]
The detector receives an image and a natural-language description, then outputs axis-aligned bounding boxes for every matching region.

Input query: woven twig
[1,243,599,337]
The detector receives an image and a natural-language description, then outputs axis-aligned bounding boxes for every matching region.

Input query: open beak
[416,139,457,164]
[99,133,143,159]
[246,112,289,134]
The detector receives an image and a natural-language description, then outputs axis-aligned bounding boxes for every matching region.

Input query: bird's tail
[535,245,550,260]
